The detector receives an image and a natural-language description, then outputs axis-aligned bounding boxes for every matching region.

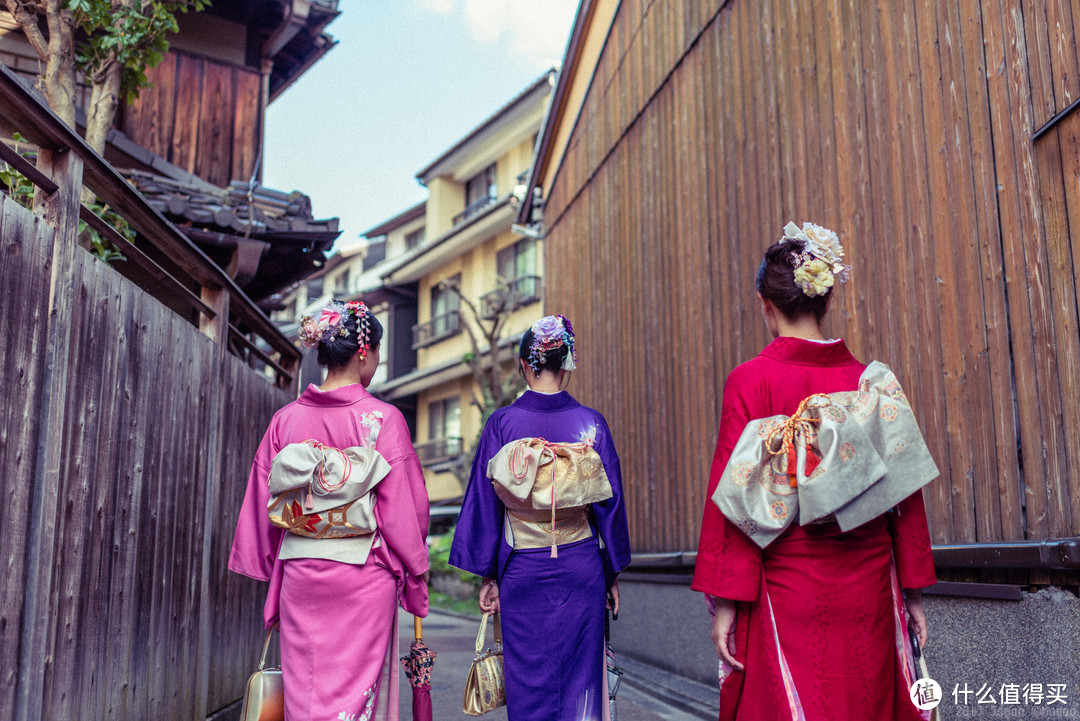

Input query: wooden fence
[0,64,295,720]
[542,0,1080,582]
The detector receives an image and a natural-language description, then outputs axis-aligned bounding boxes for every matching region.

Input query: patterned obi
[268,440,391,564]
[712,361,939,548]
[487,438,613,555]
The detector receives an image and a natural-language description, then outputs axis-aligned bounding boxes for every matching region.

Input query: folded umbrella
[400,616,436,721]
[606,603,623,721]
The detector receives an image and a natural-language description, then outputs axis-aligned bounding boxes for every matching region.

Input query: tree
[4,0,208,156]
[439,276,528,424]
[437,276,529,488]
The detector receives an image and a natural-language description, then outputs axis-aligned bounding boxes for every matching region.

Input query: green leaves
[78,200,134,264]
[68,0,210,97]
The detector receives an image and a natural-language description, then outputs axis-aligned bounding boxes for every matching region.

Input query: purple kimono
[229,383,430,721]
[450,390,631,721]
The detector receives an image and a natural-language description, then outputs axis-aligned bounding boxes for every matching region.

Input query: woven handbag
[239,624,284,721]
[463,611,506,716]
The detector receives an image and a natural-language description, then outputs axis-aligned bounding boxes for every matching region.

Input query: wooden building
[519,0,1080,691]
[524,1,1080,578]
[0,0,342,304]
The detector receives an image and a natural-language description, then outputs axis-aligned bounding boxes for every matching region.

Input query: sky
[262,1,579,252]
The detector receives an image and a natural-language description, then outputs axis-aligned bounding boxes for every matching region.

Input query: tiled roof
[125,169,340,301]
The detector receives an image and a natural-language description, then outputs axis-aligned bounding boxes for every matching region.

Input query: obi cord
[765,394,832,487]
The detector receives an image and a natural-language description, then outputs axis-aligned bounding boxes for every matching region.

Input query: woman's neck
[320,366,363,391]
[526,370,565,393]
[775,313,826,341]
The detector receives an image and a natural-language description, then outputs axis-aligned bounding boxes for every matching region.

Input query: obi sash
[712,361,939,548]
[487,438,613,556]
[268,440,391,564]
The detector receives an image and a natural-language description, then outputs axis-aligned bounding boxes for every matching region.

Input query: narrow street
[398,609,718,721]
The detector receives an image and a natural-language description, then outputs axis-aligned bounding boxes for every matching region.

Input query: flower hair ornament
[297,300,374,359]
[779,221,852,297]
[527,314,577,373]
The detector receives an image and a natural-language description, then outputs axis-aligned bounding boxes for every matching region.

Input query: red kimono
[692,337,936,721]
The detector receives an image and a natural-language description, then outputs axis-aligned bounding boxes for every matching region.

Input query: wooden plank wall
[0,194,288,719]
[123,51,263,186]
[0,196,54,721]
[543,0,1080,553]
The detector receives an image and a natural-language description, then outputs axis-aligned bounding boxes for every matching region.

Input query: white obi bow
[268,441,391,564]
[712,361,939,548]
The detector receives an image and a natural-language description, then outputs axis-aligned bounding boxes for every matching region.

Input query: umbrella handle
[414,615,422,641]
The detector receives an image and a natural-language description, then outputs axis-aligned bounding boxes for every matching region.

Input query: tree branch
[5,0,49,59]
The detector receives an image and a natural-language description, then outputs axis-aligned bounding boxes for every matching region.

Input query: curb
[616,655,720,720]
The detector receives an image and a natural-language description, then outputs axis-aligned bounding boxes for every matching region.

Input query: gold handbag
[239,624,284,721]
[463,611,506,716]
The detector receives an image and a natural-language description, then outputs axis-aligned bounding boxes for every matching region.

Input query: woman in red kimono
[692,222,937,721]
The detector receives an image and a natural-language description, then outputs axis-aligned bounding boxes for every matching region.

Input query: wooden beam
[17,144,83,721]
[0,141,58,195]
[78,205,216,320]
[227,323,293,384]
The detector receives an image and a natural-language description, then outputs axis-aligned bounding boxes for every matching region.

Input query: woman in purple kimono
[229,300,430,721]
[450,314,631,721]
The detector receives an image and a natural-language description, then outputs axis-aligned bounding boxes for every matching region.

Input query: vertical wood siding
[543,0,1080,552]
[1,194,288,719]
[123,51,263,186]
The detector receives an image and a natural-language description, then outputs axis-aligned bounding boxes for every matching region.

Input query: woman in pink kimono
[229,300,430,721]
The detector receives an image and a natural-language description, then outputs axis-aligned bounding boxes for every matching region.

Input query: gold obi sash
[487,438,613,556]
[268,440,391,564]
[712,361,940,548]
[505,507,594,551]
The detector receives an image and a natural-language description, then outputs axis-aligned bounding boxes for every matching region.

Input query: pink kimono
[229,383,430,721]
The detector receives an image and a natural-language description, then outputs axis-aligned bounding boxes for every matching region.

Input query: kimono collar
[513,390,581,413]
[297,382,372,407]
[760,336,858,366]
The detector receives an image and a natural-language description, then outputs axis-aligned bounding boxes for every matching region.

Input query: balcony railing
[480,275,542,319]
[415,436,463,465]
[453,194,498,226]
[412,310,462,348]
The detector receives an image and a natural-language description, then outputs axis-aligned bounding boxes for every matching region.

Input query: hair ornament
[297,300,374,359]
[779,221,851,297]
[527,314,577,373]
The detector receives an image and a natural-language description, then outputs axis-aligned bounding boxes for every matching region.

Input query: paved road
[397,609,718,721]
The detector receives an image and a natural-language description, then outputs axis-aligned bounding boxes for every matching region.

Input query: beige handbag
[239,625,284,721]
[463,611,506,716]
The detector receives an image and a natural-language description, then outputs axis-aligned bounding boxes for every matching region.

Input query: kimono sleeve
[374,409,430,578]
[228,429,283,582]
[591,414,631,586]
[691,364,765,601]
[449,413,506,579]
[889,489,937,589]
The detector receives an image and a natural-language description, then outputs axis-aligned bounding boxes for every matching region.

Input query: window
[404,227,425,250]
[362,239,387,271]
[334,268,351,294]
[483,239,540,318]
[413,275,463,347]
[431,277,460,320]
[497,238,537,282]
[417,395,463,464]
[428,396,461,441]
[462,163,497,221]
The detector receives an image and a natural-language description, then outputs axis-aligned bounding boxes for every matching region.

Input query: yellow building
[369,70,555,503]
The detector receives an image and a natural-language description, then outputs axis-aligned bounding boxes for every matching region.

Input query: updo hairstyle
[518,329,569,375]
[755,240,830,322]
[317,307,383,369]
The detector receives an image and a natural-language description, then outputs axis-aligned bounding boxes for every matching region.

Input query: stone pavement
[397,608,719,721]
